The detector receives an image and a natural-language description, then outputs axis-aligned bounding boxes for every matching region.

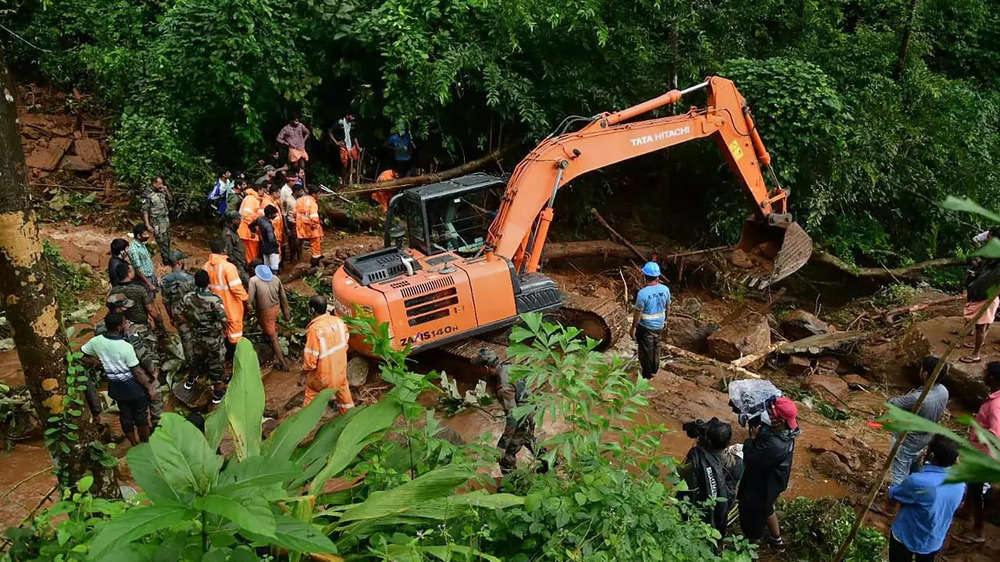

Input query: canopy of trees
[5,0,1000,264]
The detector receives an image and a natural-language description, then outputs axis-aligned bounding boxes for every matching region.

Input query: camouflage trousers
[497,419,545,475]
[150,217,171,261]
[130,324,163,425]
[189,333,226,384]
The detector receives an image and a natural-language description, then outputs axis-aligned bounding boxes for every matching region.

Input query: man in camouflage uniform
[97,292,163,427]
[223,212,250,288]
[471,348,547,475]
[160,250,195,362]
[181,269,229,404]
[142,175,172,264]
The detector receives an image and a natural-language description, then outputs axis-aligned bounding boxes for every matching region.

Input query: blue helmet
[641,261,660,277]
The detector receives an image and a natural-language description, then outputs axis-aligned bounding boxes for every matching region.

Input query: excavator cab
[384,173,505,258]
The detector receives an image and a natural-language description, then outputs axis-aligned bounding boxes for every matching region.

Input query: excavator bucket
[733,219,813,288]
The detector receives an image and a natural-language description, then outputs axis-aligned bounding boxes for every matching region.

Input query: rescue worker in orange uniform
[203,238,249,348]
[262,183,285,266]
[300,295,354,413]
[371,167,400,212]
[295,183,324,267]
[238,184,264,264]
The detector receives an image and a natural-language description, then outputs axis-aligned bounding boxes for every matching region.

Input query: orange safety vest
[203,253,248,342]
[261,193,284,246]
[372,169,400,212]
[237,189,263,241]
[295,195,323,239]
[302,313,353,411]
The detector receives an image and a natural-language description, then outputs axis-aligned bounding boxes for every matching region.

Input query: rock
[263,370,304,415]
[347,356,370,387]
[25,137,72,170]
[904,316,993,409]
[780,309,831,341]
[60,154,96,172]
[812,450,853,477]
[804,373,850,402]
[707,311,770,364]
[665,316,719,354]
[787,355,813,376]
[816,356,840,372]
[434,426,466,445]
[842,374,871,389]
[730,248,754,269]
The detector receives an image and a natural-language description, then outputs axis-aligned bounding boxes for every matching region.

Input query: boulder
[730,248,754,269]
[780,309,831,341]
[842,374,872,389]
[904,317,992,409]
[816,356,840,373]
[665,315,719,354]
[707,311,770,364]
[25,137,72,171]
[804,373,850,402]
[786,355,813,376]
[812,450,853,477]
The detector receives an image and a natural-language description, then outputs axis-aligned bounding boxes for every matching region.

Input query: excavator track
[435,293,627,365]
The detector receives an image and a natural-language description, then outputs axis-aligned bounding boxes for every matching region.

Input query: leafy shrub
[777,497,886,562]
[41,241,92,312]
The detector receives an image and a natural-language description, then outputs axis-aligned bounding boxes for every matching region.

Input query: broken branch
[811,251,966,280]
[661,342,761,379]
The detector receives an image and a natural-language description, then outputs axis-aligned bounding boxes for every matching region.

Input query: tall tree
[0,51,118,497]
[895,0,921,79]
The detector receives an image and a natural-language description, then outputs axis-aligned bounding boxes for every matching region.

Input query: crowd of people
[77,118,364,448]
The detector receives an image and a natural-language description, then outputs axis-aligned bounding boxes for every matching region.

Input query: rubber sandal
[953,534,986,545]
[959,356,982,363]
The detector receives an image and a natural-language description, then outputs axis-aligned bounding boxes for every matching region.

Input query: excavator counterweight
[332,76,813,356]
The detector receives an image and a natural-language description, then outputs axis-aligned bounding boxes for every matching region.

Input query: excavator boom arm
[486,76,788,273]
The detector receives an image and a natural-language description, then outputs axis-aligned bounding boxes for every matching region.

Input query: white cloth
[339,118,353,151]
[279,185,297,223]
[264,253,280,271]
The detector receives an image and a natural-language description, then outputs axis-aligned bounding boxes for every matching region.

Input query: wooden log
[883,294,963,322]
[545,240,653,261]
[661,342,761,379]
[811,251,966,280]
[332,146,515,197]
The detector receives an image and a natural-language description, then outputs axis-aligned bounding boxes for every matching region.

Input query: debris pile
[17,84,112,191]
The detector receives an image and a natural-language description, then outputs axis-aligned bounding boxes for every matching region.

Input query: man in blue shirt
[889,435,966,561]
[386,130,413,175]
[630,261,670,379]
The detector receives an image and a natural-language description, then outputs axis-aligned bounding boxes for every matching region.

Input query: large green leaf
[193,493,276,538]
[126,444,185,505]
[261,388,334,461]
[308,399,402,496]
[87,505,191,560]
[343,490,524,537]
[290,406,363,488]
[881,404,1000,484]
[147,413,223,496]
[204,406,228,451]
[941,196,1000,223]
[336,464,474,526]
[225,339,265,461]
[215,456,299,499]
[241,513,338,554]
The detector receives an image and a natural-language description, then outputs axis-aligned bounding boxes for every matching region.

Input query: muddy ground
[1,217,996,560]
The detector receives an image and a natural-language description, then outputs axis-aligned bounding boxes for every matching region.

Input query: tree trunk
[333,146,514,196]
[0,54,119,497]
[895,0,920,79]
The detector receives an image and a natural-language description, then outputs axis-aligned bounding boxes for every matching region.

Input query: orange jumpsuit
[302,313,354,412]
[295,194,323,258]
[261,193,285,252]
[371,169,400,212]
[203,253,249,343]
[238,189,263,264]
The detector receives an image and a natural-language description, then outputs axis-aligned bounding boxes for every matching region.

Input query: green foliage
[777,497,886,562]
[41,241,93,313]
[508,313,670,476]
[882,403,1000,484]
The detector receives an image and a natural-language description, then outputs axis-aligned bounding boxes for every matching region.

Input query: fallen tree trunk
[333,146,515,196]
[811,251,966,280]
[545,240,653,261]
[661,342,761,379]
[318,199,384,229]
[883,294,963,322]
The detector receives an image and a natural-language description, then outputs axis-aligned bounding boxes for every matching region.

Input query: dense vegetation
[5,0,1000,262]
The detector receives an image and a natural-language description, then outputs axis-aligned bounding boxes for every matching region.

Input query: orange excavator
[332,76,812,355]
